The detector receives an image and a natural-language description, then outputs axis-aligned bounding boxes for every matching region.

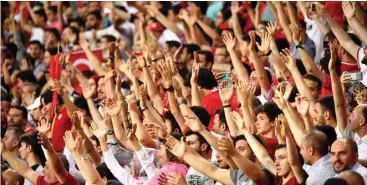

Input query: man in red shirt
[1,132,79,185]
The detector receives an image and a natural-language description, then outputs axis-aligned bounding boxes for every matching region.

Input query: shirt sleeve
[135,147,159,180]
[107,138,134,166]
[103,149,139,185]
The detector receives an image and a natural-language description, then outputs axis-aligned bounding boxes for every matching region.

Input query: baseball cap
[27,97,41,110]
[149,22,165,32]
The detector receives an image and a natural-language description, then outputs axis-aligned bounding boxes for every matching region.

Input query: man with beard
[1,98,11,138]
[7,106,37,133]
[331,138,367,184]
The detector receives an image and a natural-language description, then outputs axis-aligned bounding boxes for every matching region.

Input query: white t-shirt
[304,16,326,64]
[30,27,45,44]
[158,29,181,48]
[357,47,367,86]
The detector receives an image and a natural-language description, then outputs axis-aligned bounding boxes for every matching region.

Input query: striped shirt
[305,154,336,185]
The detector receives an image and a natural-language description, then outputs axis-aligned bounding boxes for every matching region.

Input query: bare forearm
[191,84,202,106]
[228,50,249,82]
[72,153,105,185]
[86,98,103,123]
[275,4,292,42]
[197,20,223,44]
[224,107,239,137]
[289,68,315,102]
[330,70,348,133]
[84,49,105,76]
[286,2,299,24]
[282,108,305,146]
[249,52,271,94]
[167,93,186,130]
[314,18,329,36]
[155,13,180,34]
[349,17,367,44]
[232,13,244,42]
[298,48,325,83]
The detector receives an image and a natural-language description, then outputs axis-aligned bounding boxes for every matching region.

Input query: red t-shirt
[277,176,303,185]
[320,74,332,97]
[37,173,79,185]
[341,62,359,73]
[25,127,38,133]
[202,90,239,131]
[261,136,279,158]
[51,106,72,153]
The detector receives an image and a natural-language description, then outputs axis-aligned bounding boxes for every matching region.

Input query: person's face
[87,78,98,97]
[274,148,292,177]
[157,144,169,165]
[97,77,106,99]
[311,102,326,125]
[1,101,10,125]
[100,38,111,50]
[167,9,177,23]
[62,64,75,79]
[40,102,52,121]
[255,113,273,135]
[304,79,319,99]
[235,140,253,159]
[300,136,312,165]
[31,107,41,122]
[89,2,101,12]
[21,85,36,102]
[19,142,31,160]
[331,140,358,173]
[91,140,101,154]
[215,48,230,64]
[29,44,41,59]
[86,14,99,30]
[2,130,19,152]
[185,134,202,153]
[198,54,211,69]
[355,89,367,105]
[180,48,189,64]
[249,72,260,90]
[348,106,364,132]
[43,51,51,67]
[43,161,58,183]
[216,152,229,169]
[213,113,222,134]
[7,108,25,127]
[215,11,224,27]
[3,170,19,185]
[164,119,173,134]
[61,27,72,43]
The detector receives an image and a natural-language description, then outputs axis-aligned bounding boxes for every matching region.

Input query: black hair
[184,129,210,152]
[87,10,102,21]
[220,8,232,22]
[215,108,227,126]
[304,74,323,92]
[362,106,367,125]
[315,125,337,148]
[190,106,211,127]
[254,103,282,122]
[184,44,201,60]
[46,28,61,41]
[46,47,59,56]
[16,71,37,84]
[347,33,362,47]
[316,96,336,121]
[197,50,214,65]
[10,105,28,119]
[299,20,307,30]
[74,97,91,117]
[20,132,47,167]
[296,59,307,76]
[57,153,70,171]
[101,35,117,42]
[90,135,100,146]
[69,17,85,28]
[164,111,182,134]
[29,40,43,50]
[233,134,263,147]
[34,9,47,23]
[192,2,208,15]
[68,26,80,45]
[251,97,262,109]
[41,89,64,105]
[276,144,287,150]
[96,163,119,181]
[166,40,181,49]
[196,67,218,90]
[47,6,58,14]
[6,43,18,59]
[275,38,290,52]
[319,55,341,76]
[242,34,261,52]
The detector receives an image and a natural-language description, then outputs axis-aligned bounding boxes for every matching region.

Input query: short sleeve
[61,173,79,185]
[229,170,238,184]
[36,176,46,185]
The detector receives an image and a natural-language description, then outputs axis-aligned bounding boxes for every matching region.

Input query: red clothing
[37,173,79,185]
[341,62,359,73]
[24,127,37,133]
[202,90,238,131]
[277,176,303,185]
[51,106,72,153]
[320,74,332,97]
[262,136,279,158]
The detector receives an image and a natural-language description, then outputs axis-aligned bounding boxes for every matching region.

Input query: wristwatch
[296,44,305,49]
[178,99,188,105]
[106,130,114,135]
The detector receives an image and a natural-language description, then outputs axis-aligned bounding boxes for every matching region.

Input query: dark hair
[101,35,116,42]
[296,59,307,76]
[215,108,227,126]
[304,74,322,92]
[242,34,261,52]
[233,134,263,147]
[164,111,181,134]
[184,129,210,152]
[96,163,119,181]
[299,20,307,30]
[47,6,58,14]
[46,47,59,56]
[74,97,91,117]
[190,106,211,127]
[196,68,218,90]
[197,50,214,65]
[87,10,102,21]
[41,89,64,105]
[184,44,201,59]
[90,135,100,146]
[29,40,43,50]
[7,127,25,141]
[166,40,181,49]
[68,26,80,45]
[362,106,367,125]
[316,96,336,121]
[319,55,341,76]
[315,125,337,148]
[69,17,85,28]
[20,132,47,166]
[56,153,70,171]
[254,103,282,122]
[326,31,337,42]
[46,28,61,41]
[10,105,28,119]
[276,144,287,150]
[34,9,47,23]
[251,97,262,109]
[347,33,361,47]
[192,2,208,15]
[304,130,329,156]
[275,38,290,52]
[6,43,18,59]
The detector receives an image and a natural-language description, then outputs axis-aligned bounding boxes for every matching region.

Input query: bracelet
[108,56,115,61]
[223,104,231,108]
[80,153,89,160]
[265,50,272,56]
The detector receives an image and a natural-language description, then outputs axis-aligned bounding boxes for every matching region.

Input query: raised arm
[273,2,292,43]
[329,45,348,134]
[146,5,181,35]
[1,141,39,185]
[231,2,244,43]
[196,19,223,45]
[79,34,105,76]
[219,81,239,137]
[191,62,202,106]
[343,2,367,44]
[286,2,299,25]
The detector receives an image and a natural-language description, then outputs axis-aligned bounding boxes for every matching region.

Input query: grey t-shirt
[186,167,215,185]
[229,166,275,185]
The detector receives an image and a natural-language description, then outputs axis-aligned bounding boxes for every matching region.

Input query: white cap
[27,97,41,110]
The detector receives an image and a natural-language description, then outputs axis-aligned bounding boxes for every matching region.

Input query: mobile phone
[311,3,316,12]
[323,41,330,55]
[222,72,232,87]
[347,72,363,81]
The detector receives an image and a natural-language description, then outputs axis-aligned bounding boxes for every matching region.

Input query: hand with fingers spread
[266,22,277,36]
[219,81,234,104]
[190,62,200,85]
[81,80,96,99]
[125,95,138,112]
[281,82,293,101]
[274,117,283,138]
[71,111,85,130]
[222,33,237,52]
[342,2,356,20]
[273,88,288,110]
[166,172,188,185]
[217,137,236,156]
[157,61,173,88]
[37,119,51,135]
[134,52,147,68]
[144,123,168,139]
[313,2,328,18]
[290,23,301,45]
[256,31,272,54]
[184,114,205,132]
[166,136,187,159]
[231,1,241,14]
[280,48,297,71]
[116,59,133,77]
[106,98,122,117]
[90,121,108,141]
[295,96,310,116]
[231,111,245,130]
[173,78,184,99]
[37,132,53,151]
[63,130,77,153]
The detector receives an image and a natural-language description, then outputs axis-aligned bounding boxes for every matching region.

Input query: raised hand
[248,31,257,52]
[71,111,85,130]
[266,22,277,36]
[256,31,272,54]
[37,119,51,135]
[219,81,234,104]
[106,98,122,116]
[63,130,77,152]
[217,137,236,156]
[173,44,184,63]
[222,33,237,52]
[144,123,168,139]
[173,78,184,99]
[184,114,205,132]
[134,52,147,68]
[79,33,90,50]
[342,2,356,20]
[231,1,241,14]
[157,61,173,88]
[231,111,245,130]
[50,80,65,96]
[128,124,138,140]
[37,132,53,151]
[274,117,283,138]
[313,2,328,18]
[90,121,108,141]
[190,62,200,85]
[328,43,337,70]
[125,95,138,112]
[290,23,301,45]
[116,59,133,77]
[166,172,188,185]
[22,91,35,107]
[273,88,287,110]
[295,96,310,116]
[166,136,187,159]
[81,80,96,99]
[276,82,293,101]
[280,48,297,71]
[139,85,148,108]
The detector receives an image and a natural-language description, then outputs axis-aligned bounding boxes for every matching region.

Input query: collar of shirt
[361,135,367,144]
[308,153,332,173]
